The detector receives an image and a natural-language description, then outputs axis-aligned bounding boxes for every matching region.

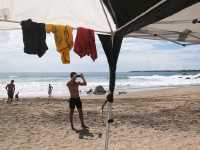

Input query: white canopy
[0,0,200,44]
[0,0,115,32]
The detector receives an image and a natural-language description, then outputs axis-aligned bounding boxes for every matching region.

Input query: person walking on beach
[67,72,88,130]
[48,84,53,102]
[5,80,15,103]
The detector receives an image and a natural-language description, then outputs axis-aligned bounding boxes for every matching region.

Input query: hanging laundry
[20,19,48,57]
[46,24,73,64]
[74,27,97,61]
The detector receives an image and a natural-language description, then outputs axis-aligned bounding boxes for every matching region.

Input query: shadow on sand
[75,128,102,140]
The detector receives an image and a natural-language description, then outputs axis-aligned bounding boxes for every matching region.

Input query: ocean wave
[1,72,200,98]
[8,76,18,78]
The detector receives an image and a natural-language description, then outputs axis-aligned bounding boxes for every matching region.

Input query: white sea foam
[0,72,200,98]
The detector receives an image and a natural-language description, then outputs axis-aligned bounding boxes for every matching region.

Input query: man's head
[70,72,77,78]
[11,80,14,84]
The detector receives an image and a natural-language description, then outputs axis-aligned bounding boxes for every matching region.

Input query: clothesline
[0,19,111,35]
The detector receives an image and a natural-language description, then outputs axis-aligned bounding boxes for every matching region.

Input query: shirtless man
[67,72,88,130]
[5,80,15,103]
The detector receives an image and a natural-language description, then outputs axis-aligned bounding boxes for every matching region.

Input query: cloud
[117,38,200,71]
[0,31,200,72]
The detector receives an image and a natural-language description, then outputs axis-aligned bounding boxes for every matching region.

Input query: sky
[0,30,200,72]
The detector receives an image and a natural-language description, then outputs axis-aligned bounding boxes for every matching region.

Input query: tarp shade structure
[102,0,200,36]
[128,2,200,44]
[0,0,115,32]
[1,1,200,38]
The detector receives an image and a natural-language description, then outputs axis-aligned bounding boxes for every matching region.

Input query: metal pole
[105,101,112,150]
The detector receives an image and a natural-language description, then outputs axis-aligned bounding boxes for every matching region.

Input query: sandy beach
[1,86,200,150]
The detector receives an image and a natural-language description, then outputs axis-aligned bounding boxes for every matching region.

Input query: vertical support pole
[98,33,123,150]
[105,101,112,150]
[104,33,115,150]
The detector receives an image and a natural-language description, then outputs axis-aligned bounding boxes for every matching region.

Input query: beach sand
[1,86,200,150]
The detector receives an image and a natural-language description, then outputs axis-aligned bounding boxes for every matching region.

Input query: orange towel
[46,24,73,64]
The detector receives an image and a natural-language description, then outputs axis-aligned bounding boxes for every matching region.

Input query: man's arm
[5,85,8,91]
[79,73,87,86]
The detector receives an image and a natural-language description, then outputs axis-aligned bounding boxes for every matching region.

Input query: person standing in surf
[5,80,15,103]
[48,84,53,103]
[66,72,88,130]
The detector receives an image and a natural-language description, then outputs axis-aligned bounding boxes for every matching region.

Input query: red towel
[74,27,97,61]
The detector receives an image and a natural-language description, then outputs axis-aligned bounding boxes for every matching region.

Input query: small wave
[193,73,200,79]
[8,76,18,78]
[128,73,200,80]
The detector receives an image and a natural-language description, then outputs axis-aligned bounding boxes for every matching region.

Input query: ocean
[1,71,200,98]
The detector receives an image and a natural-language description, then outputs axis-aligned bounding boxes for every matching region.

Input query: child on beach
[67,72,88,130]
[15,91,19,101]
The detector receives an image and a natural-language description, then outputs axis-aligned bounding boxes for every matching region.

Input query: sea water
[1,71,200,98]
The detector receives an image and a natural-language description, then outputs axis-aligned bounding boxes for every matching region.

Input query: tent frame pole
[99,0,114,33]
[115,0,167,34]
[107,0,118,26]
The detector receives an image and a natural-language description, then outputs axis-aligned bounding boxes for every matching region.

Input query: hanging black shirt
[21,19,48,57]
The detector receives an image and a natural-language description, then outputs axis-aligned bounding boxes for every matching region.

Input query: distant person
[48,84,53,103]
[67,72,88,130]
[15,92,19,101]
[5,80,15,103]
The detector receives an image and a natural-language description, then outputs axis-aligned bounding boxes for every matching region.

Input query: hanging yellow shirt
[46,24,73,64]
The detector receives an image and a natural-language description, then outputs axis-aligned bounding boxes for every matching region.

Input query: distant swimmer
[5,80,15,103]
[67,72,88,130]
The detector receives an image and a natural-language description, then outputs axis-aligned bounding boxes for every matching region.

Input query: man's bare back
[6,83,15,92]
[66,72,88,130]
